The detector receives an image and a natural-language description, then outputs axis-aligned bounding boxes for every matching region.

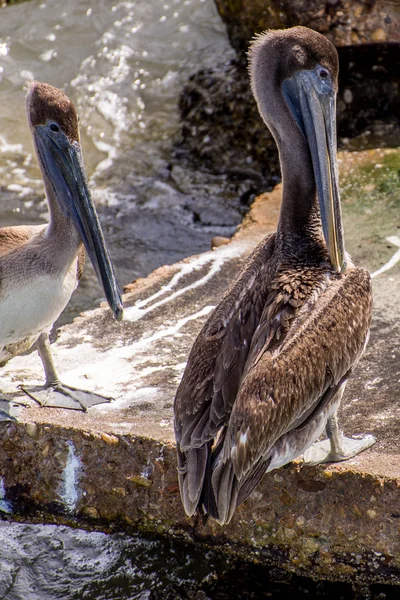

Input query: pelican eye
[50,123,60,132]
[319,68,329,79]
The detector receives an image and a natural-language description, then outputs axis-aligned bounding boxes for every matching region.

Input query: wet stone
[25,423,39,439]
[214,0,400,54]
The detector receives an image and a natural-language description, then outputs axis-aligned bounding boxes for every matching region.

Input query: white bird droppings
[60,441,82,512]
[123,244,240,323]
[0,478,12,513]
[371,235,400,278]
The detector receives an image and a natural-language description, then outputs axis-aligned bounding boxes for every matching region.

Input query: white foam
[0,135,24,156]
[0,42,9,57]
[45,304,215,411]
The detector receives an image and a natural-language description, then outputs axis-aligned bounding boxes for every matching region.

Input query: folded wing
[211,267,372,523]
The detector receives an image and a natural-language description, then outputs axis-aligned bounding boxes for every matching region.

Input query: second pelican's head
[249,27,345,273]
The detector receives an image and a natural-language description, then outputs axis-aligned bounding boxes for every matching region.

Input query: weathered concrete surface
[215,0,400,54]
[0,149,399,588]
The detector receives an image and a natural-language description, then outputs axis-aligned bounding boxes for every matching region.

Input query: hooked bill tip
[114,306,124,322]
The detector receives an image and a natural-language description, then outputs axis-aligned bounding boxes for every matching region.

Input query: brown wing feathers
[175,249,371,522]
[210,268,372,522]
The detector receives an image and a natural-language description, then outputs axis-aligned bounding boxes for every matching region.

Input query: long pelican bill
[34,123,123,321]
[282,66,345,273]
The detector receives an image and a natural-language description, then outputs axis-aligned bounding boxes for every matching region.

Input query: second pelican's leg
[36,332,61,388]
[303,387,376,465]
[20,333,113,411]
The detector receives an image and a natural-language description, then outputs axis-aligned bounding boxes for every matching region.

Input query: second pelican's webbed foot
[21,332,113,411]
[303,413,376,465]
[20,383,113,412]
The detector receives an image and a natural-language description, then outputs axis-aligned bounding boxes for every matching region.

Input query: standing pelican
[0,81,123,414]
[174,27,376,525]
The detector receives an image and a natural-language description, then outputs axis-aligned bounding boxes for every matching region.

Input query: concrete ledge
[1,422,398,587]
[0,152,399,587]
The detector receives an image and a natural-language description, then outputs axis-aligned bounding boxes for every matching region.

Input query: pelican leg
[303,412,376,465]
[20,333,113,411]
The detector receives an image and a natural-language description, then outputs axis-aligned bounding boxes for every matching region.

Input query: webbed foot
[303,433,376,465]
[20,383,113,412]
[28,333,113,411]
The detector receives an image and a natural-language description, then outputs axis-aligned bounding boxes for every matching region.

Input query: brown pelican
[174,27,376,525]
[0,81,123,414]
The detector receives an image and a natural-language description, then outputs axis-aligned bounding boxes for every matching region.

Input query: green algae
[339,149,400,273]
[342,151,400,210]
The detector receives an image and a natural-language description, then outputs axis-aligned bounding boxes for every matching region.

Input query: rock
[177,57,280,191]
[26,423,39,440]
[101,432,119,445]
[127,475,153,487]
[83,506,100,519]
[177,46,400,190]
[214,0,400,54]
[211,236,231,248]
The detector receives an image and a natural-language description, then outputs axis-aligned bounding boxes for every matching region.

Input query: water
[0,521,371,600]
[0,0,243,324]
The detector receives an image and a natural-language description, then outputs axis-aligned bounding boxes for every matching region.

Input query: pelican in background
[174,27,376,525]
[0,81,123,414]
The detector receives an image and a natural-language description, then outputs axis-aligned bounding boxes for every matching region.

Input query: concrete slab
[0,149,398,588]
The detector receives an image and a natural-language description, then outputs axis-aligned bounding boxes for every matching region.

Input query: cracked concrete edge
[0,420,398,588]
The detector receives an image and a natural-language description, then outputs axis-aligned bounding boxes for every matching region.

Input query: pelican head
[249,27,345,273]
[26,81,123,321]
